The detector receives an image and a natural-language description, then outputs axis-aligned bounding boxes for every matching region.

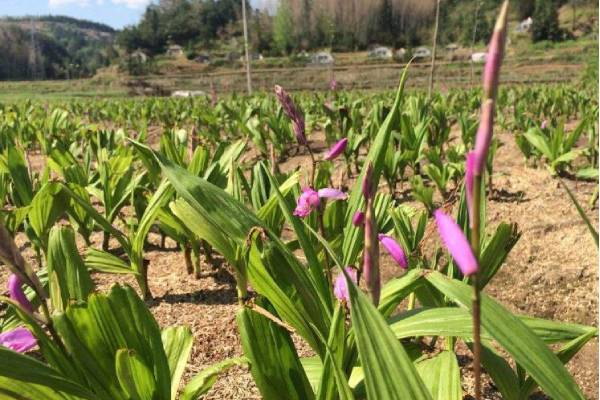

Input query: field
[0,21,598,400]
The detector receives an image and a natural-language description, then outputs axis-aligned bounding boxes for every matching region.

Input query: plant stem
[307,144,317,187]
[471,174,482,400]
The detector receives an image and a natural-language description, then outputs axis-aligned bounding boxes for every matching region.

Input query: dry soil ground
[0,124,598,399]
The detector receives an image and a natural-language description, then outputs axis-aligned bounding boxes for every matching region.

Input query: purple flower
[333,267,357,303]
[330,78,338,91]
[293,188,320,217]
[8,274,33,314]
[378,234,408,269]
[0,327,37,353]
[465,151,477,226]
[293,188,347,218]
[434,210,479,276]
[274,85,306,145]
[541,120,548,130]
[317,188,347,200]
[352,210,365,227]
[324,138,348,161]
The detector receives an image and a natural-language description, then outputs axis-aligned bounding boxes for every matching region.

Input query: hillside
[0,15,117,80]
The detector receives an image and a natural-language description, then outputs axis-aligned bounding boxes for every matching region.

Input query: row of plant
[0,2,598,399]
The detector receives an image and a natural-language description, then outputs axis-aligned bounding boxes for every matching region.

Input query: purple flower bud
[317,188,348,200]
[541,120,548,130]
[482,1,509,100]
[294,187,347,218]
[333,267,357,304]
[378,234,408,269]
[473,99,494,175]
[324,138,348,161]
[434,210,479,276]
[7,274,33,314]
[352,210,365,227]
[362,162,374,199]
[330,78,338,91]
[274,85,306,145]
[465,151,477,226]
[0,327,37,353]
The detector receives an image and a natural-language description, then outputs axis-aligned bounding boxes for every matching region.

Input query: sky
[0,0,277,29]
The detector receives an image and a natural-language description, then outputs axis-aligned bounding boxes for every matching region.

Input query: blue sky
[0,0,276,29]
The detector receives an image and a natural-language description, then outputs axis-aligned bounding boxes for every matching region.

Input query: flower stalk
[362,163,380,306]
[470,2,509,399]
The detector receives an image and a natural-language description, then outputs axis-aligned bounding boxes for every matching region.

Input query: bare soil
[1,125,598,399]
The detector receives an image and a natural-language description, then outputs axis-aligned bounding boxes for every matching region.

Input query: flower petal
[324,138,348,161]
[0,328,37,353]
[378,234,408,269]
[8,274,33,314]
[352,210,365,227]
[434,210,479,276]
[333,267,357,303]
[317,188,347,200]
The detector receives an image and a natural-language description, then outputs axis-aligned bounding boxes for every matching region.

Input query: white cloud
[49,0,91,7]
[110,0,151,9]
[49,0,149,8]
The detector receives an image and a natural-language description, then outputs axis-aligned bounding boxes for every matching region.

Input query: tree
[532,0,563,41]
[273,0,294,54]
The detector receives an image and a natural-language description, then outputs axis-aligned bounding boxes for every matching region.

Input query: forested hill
[0,16,118,81]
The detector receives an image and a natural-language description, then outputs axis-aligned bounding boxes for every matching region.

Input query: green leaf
[415,351,461,400]
[180,357,248,400]
[60,183,130,253]
[246,232,326,354]
[346,270,432,400]
[161,326,194,400]
[115,349,157,400]
[519,330,598,399]
[0,347,95,400]
[237,302,315,400]
[425,271,586,399]
[523,129,553,160]
[85,248,133,274]
[478,223,520,287]
[28,182,68,248]
[47,226,94,312]
[6,146,33,206]
[559,179,598,245]
[378,269,425,318]
[388,307,597,345]
[53,285,172,400]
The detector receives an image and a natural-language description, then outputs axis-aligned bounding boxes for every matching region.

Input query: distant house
[471,52,487,63]
[369,46,393,60]
[395,48,407,61]
[171,90,206,98]
[131,50,148,63]
[413,47,431,59]
[194,53,210,64]
[446,43,459,52]
[515,17,533,33]
[311,51,334,65]
[166,44,184,58]
[226,51,241,62]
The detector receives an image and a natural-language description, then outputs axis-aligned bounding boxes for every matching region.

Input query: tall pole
[428,0,441,99]
[469,1,482,89]
[241,0,252,95]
